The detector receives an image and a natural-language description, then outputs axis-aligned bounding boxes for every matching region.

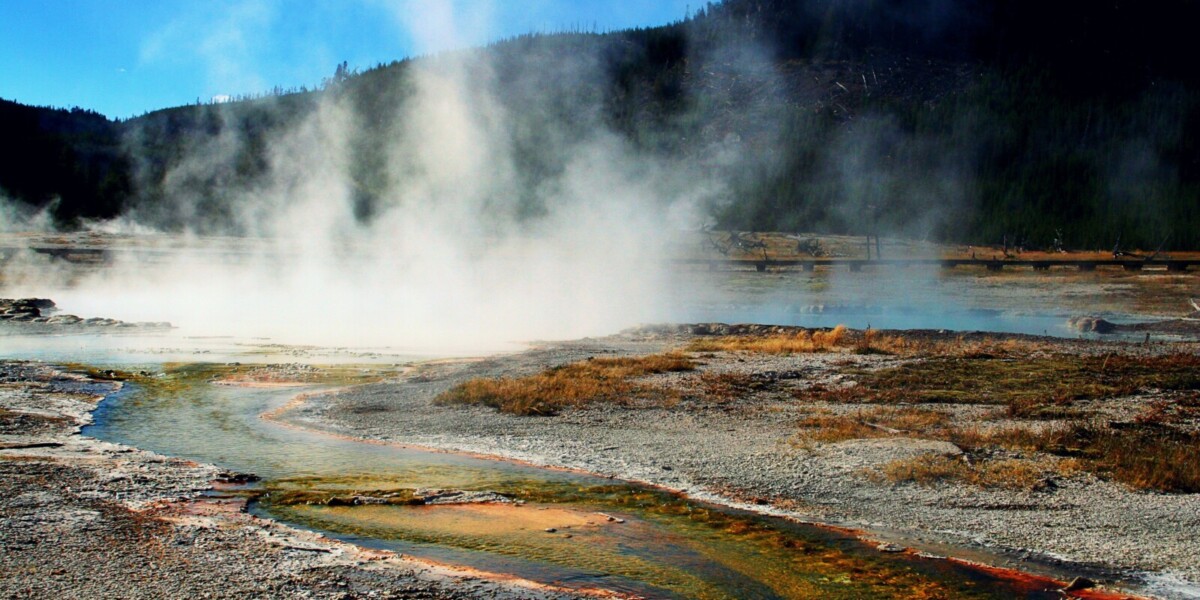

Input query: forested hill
[0,99,130,221]
[3,0,1198,250]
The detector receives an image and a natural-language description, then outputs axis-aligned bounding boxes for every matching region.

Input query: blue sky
[0,0,692,119]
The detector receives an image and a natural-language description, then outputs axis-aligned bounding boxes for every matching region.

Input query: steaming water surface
[666,266,1184,341]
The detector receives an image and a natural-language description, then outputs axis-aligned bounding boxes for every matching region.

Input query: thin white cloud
[138,0,276,97]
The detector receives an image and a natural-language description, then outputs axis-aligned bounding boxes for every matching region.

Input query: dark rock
[0,298,55,318]
[413,488,511,505]
[215,471,261,484]
[1062,576,1096,592]
[1032,477,1059,493]
[1067,316,1116,334]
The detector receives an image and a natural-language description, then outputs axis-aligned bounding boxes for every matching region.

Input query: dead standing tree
[730,232,769,261]
[863,204,882,260]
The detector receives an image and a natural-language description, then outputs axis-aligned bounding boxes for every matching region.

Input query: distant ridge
[2,0,1197,249]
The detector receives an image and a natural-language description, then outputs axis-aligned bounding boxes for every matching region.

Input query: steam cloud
[0,3,1010,350]
[4,9,727,352]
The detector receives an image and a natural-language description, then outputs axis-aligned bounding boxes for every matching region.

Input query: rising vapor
[5,6,728,352]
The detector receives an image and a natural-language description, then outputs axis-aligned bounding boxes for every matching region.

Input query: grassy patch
[796,407,951,443]
[687,325,848,354]
[1134,392,1200,426]
[434,353,695,415]
[1086,428,1200,493]
[797,401,1200,492]
[687,327,1055,359]
[802,413,1200,492]
[880,455,1048,489]
[801,353,1200,411]
[697,372,778,403]
[953,422,1200,493]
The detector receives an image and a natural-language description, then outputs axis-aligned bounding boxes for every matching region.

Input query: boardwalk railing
[672,258,1196,273]
[2,246,1196,273]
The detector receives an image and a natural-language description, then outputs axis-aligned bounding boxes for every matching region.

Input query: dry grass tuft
[689,327,1056,359]
[881,455,1046,489]
[796,407,951,443]
[1134,392,1200,426]
[1080,427,1200,493]
[435,353,695,415]
[798,407,1200,492]
[799,352,1200,411]
[943,422,1200,493]
[699,372,767,403]
[687,325,848,354]
[861,335,1057,359]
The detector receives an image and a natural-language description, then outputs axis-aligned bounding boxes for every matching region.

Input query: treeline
[618,0,1200,250]
[0,99,130,222]
[1,0,1197,249]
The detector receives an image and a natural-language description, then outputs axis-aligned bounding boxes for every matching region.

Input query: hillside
[2,0,1197,249]
[0,99,130,223]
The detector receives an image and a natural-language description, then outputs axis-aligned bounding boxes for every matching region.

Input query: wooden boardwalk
[2,246,1196,273]
[674,257,1197,273]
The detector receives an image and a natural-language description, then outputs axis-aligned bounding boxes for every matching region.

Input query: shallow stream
[76,362,1092,599]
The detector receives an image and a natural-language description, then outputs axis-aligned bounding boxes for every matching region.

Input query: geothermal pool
[74,361,1086,599]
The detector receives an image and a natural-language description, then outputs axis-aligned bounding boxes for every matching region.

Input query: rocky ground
[0,361,584,600]
[278,326,1200,600]
[0,298,170,334]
